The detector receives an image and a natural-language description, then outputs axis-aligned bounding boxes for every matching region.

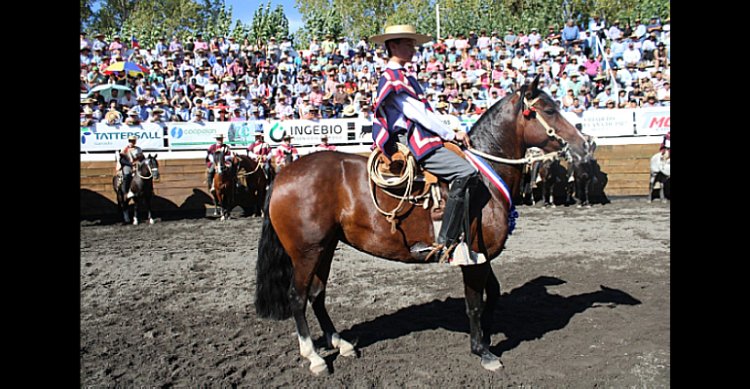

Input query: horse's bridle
[465,95,571,166]
[522,97,569,148]
[135,158,155,180]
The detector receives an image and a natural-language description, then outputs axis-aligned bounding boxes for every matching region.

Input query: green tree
[249,1,290,47]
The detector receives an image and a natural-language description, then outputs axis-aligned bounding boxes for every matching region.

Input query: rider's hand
[454,130,471,148]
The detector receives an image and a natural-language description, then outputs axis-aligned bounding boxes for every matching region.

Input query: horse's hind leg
[289,249,330,375]
[462,262,503,371]
[309,240,356,358]
[145,193,154,224]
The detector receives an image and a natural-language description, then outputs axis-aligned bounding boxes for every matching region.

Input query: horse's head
[214,149,226,174]
[516,75,588,163]
[144,154,160,181]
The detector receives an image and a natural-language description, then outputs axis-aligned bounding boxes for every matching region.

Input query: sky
[89,1,305,33]
[226,0,303,33]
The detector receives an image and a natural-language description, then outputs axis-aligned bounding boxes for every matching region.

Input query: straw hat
[369,25,432,45]
[342,105,357,117]
[127,135,137,141]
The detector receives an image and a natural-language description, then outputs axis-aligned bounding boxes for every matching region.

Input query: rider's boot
[123,174,135,199]
[411,172,478,262]
[208,169,216,193]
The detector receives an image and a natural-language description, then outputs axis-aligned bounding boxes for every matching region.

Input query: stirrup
[436,242,459,264]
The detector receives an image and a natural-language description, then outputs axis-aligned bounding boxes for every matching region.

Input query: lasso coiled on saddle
[367,143,418,233]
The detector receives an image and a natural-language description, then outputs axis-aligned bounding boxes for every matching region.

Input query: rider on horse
[273,133,299,170]
[370,25,477,261]
[119,135,144,199]
[315,135,336,151]
[206,133,234,193]
[247,128,272,178]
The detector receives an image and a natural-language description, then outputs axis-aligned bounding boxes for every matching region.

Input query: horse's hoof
[220,215,226,221]
[133,219,139,225]
[577,204,582,208]
[481,355,504,371]
[661,199,667,203]
[339,343,356,357]
[309,360,328,376]
[149,218,155,225]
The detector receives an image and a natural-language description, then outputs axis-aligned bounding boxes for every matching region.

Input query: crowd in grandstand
[80,15,670,125]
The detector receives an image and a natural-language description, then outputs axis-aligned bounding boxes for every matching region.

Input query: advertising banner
[166,122,231,148]
[80,123,164,151]
[634,107,670,136]
[575,109,635,137]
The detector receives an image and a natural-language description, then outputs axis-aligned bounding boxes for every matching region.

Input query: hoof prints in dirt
[81,199,669,387]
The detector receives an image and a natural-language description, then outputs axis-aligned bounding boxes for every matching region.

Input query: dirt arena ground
[80,198,670,387]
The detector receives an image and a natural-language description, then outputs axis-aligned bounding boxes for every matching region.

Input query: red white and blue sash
[464,150,518,234]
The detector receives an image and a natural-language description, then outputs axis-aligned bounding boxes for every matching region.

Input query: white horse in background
[648,151,670,203]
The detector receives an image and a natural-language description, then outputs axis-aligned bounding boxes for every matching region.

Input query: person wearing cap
[370,25,477,262]
[118,135,144,199]
[206,133,233,193]
[246,128,273,177]
[273,133,299,171]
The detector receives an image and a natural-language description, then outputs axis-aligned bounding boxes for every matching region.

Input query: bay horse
[211,149,237,220]
[235,154,274,217]
[112,154,160,225]
[254,76,589,375]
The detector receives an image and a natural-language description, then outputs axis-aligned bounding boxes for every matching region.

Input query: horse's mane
[469,86,525,157]
[469,83,557,158]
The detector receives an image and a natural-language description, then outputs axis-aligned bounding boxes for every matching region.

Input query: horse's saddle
[371,142,466,222]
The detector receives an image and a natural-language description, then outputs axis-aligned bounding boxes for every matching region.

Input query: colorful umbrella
[102,61,150,77]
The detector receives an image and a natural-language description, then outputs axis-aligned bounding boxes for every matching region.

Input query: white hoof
[149,218,155,225]
[331,334,356,357]
[220,215,226,221]
[133,218,139,225]
[481,358,504,371]
[309,357,327,375]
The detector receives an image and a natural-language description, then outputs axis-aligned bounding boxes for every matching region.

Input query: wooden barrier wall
[80,143,659,217]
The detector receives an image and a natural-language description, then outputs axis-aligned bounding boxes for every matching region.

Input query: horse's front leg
[145,192,154,224]
[461,262,502,371]
[132,197,139,225]
[659,176,667,203]
[648,174,656,203]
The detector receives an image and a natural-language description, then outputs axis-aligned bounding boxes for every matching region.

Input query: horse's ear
[529,74,541,98]
[147,153,152,158]
[153,153,157,159]
[515,84,528,113]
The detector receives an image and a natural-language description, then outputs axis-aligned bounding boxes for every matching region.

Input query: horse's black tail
[254,182,294,320]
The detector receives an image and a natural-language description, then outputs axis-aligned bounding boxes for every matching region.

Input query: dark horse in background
[112,154,160,225]
[235,154,274,217]
[254,75,589,375]
[211,149,237,220]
